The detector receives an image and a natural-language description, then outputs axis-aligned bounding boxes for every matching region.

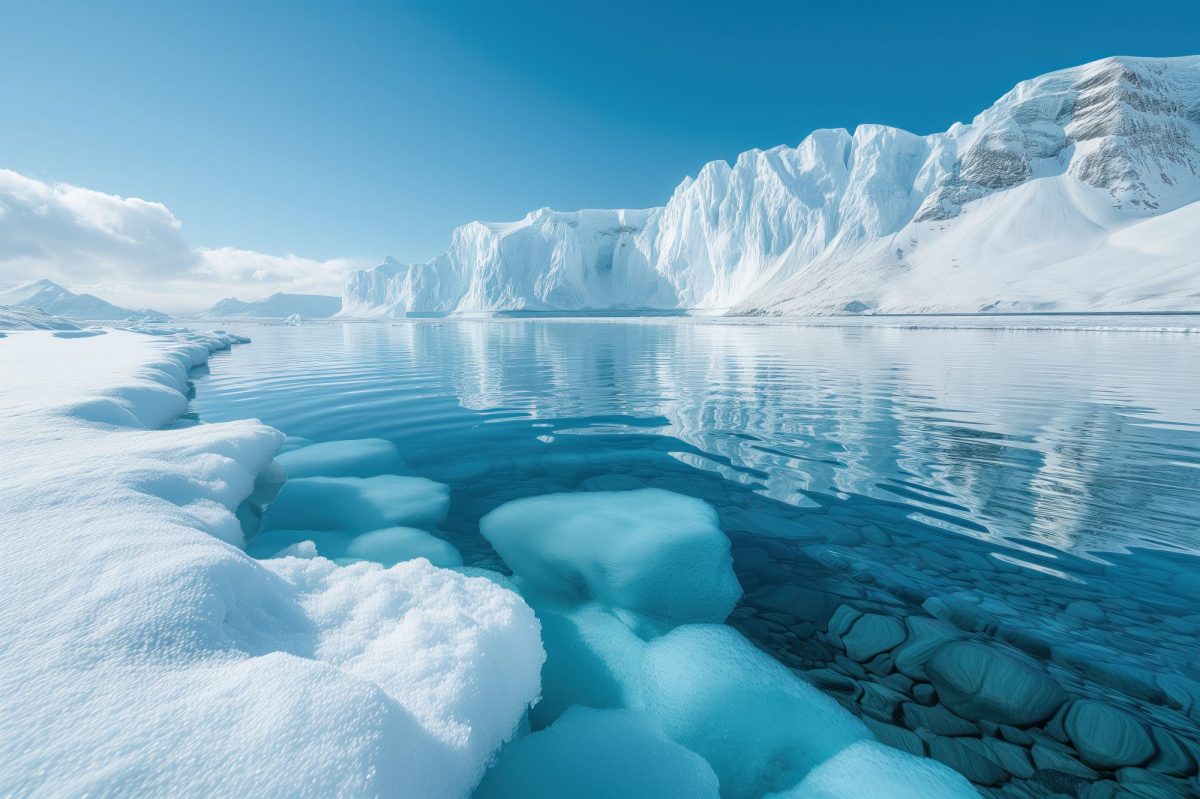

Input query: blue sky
[2,0,1198,267]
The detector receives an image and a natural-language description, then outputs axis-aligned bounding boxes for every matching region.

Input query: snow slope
[200,292,341,318]
[342,55,1200,317]
[0,329,543,797]
[0,278,166,320]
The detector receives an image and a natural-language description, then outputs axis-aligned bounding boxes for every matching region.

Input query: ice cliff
[342,55,1200,316]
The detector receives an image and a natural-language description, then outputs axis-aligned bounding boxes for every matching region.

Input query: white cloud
[0,168,367,313]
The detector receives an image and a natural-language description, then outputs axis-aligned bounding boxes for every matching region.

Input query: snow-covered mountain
[0,279,165,320]
[198,292,341,319]
[343,55,1200,317]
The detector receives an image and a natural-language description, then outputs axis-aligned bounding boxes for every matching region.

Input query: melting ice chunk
[475,706,719,799]
[275,438,410,478]
[769,740,979,799]
[261,475,449,532]
[641,625,871,799]
[479,489,741,624]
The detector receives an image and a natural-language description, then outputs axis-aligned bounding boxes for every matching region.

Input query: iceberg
[0,329,543,797]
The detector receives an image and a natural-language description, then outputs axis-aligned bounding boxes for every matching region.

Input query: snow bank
[0,330,543,797]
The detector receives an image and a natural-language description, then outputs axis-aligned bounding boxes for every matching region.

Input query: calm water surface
[190,318,1200,792]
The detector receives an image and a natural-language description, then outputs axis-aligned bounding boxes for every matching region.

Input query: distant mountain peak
[0,279,162,320]
[198,292,341,319]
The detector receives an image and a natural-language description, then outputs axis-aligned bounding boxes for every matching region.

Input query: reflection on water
[191,318,1200,794]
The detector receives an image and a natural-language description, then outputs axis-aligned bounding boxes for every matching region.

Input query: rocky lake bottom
[191,318,1200,798]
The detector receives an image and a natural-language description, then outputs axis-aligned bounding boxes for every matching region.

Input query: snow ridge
[342,55,1200,317]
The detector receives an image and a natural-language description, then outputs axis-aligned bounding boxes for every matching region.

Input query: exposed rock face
[925,641,1067,727]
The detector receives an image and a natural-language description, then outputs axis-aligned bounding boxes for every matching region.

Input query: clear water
[190,317,1200,787]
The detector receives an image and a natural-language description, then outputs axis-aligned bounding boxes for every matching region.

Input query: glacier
[341,55,1200,317]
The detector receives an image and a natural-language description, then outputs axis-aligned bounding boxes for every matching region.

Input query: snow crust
[0,330,543,797]
[342,56,1200,317]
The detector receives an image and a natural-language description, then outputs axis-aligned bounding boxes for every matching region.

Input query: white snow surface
[0,329,543,797]
[342,56,1200,317]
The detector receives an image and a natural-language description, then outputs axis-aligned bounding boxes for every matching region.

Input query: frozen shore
[0,329,543,797]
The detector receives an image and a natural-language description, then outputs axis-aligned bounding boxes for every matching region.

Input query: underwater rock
[1064,700,1157,770]
[1030,742,1100,780]
[1147,727,1197,777]
[861,718,926,757]
[925,735,1009,786]
[925,641,1067,727]
[842,613,906,662]
[893,616,961,680]
[982,737,1035,779]
[901,703,979,737]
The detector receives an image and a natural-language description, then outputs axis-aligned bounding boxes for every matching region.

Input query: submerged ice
[1,327,982,798]
[472,488,978,798]
[248,448,977,796]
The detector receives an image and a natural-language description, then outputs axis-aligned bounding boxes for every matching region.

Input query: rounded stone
[842,613,907,662]
[925,641,1067,726]
[1065,600,1106,623]
[1064,700,1157,770]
